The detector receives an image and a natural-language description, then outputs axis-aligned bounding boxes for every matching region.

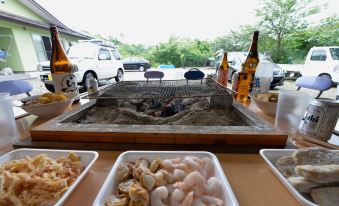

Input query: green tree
[284,15,339,63]
[256,0,321,62]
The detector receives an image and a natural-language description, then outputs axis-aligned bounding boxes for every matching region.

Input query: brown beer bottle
[50,26,80,103]
[244,31,259,90]
[216,52,229,87]
[236,63,251,102]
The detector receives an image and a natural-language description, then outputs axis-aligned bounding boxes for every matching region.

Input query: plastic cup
[257,77,272,93]
[275,90,312,135]
[0,93,18,147]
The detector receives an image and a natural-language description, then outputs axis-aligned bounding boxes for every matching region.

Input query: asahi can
[298,99,339,140]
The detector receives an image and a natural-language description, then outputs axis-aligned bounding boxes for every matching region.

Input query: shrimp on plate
[150,186,169,206]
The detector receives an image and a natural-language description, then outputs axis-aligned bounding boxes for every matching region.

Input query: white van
[38,41,124,92]
[301,46,339,83]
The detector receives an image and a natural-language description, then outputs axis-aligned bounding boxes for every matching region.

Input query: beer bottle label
[52,73,80,100]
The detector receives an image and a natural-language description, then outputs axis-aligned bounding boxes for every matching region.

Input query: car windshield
[67,45,96,59]
[329,48,339,60]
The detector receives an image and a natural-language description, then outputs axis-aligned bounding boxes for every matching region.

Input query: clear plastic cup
[275,90,312,135]
[0,93,18,147]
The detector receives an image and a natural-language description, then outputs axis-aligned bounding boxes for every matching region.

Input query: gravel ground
[11,69,338,101]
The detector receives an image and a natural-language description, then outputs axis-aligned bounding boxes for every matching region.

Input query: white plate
[93,151,238,206]
[260,149,339,206]
[0,148,99,206]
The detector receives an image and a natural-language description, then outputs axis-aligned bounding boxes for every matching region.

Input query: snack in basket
[292,147,339,165]
[24,92,67,106]
[310,187,339,206]
[287,176,325,193]
[275,147,339,206]
[275,156,296,177]
[295,165,339,184]
[0,152,84,206]
[105,156,224,206]
[256,93,279,103]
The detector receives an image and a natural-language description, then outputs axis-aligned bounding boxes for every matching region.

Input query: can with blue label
[298,99,339,140]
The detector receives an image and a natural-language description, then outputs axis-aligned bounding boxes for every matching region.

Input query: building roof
[0,0,92,39]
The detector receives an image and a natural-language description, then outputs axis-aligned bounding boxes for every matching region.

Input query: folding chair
[144,71,164,83]
[0,80,33,96]
[184,68,205,84]
[295,73,333,98]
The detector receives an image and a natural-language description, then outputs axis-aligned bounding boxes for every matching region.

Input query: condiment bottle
[236,63,251,102]
[50,26,80,103]
[216,52,229,87]
[244,31,259,91]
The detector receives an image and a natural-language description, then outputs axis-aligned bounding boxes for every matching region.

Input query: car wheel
[115,69,124,82]
[82,72,96,88]
[139,66,146,72]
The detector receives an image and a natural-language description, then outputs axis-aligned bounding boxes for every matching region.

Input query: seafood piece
[182,191,194,206]
[118,179,137,195]
[150,186,169,206]
[129,183,149,206]
[204,177,223,198]
[169,188,185,205]
[116,162,134,181]
[166,184,175,195]
[140,173,155,191]
[133,158,151,180]
[154,169,168,187]
[173,169,186,181]
[175,171,206,197]
[192,198,207,206]
[200,195,224,206]
[200,157,214,179]
[165,172,175,184]
[105,195,129,206]
[150,158,162,173]
[183,156,201,171]
[162,158,187,172]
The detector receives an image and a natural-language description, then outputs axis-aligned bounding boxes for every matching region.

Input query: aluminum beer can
[298,99,339,140]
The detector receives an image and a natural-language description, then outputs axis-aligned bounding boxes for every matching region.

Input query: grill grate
[83,78,232,99]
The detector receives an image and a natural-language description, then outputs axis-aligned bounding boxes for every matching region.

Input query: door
[97,48,114,79]
[110,49,121,75]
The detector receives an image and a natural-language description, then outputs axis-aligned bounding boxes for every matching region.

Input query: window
[32,33,71,62]
[329,48,339,60]
[42,36,52,60]
[62,39,70,52]
[32,34,48,62]
[310,50,327,61]
[98,48,111,60]
[111,49,121,60]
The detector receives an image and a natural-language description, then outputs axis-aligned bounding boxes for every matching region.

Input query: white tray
[0,148,99,206]
[93,151,238,206]
[260,149,339,206]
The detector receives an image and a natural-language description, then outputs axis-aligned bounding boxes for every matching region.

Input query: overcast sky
[35,0,338,45]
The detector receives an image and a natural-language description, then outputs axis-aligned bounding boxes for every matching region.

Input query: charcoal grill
[28,78,287,149]
[83,78,232,99]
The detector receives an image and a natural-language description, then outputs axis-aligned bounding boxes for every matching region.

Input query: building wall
[0,25,23,71]
[0,20,83,72]
[0,0,46,22]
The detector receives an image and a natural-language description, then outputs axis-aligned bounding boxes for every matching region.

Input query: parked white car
[38,41,124,92]
[215,51,285,89]
[302,46,339,83]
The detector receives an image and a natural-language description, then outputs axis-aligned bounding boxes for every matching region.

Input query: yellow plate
[48,74,52,80]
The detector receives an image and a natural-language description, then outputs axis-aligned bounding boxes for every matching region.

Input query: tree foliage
[102,0,336,66]
[256,0,321,62]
